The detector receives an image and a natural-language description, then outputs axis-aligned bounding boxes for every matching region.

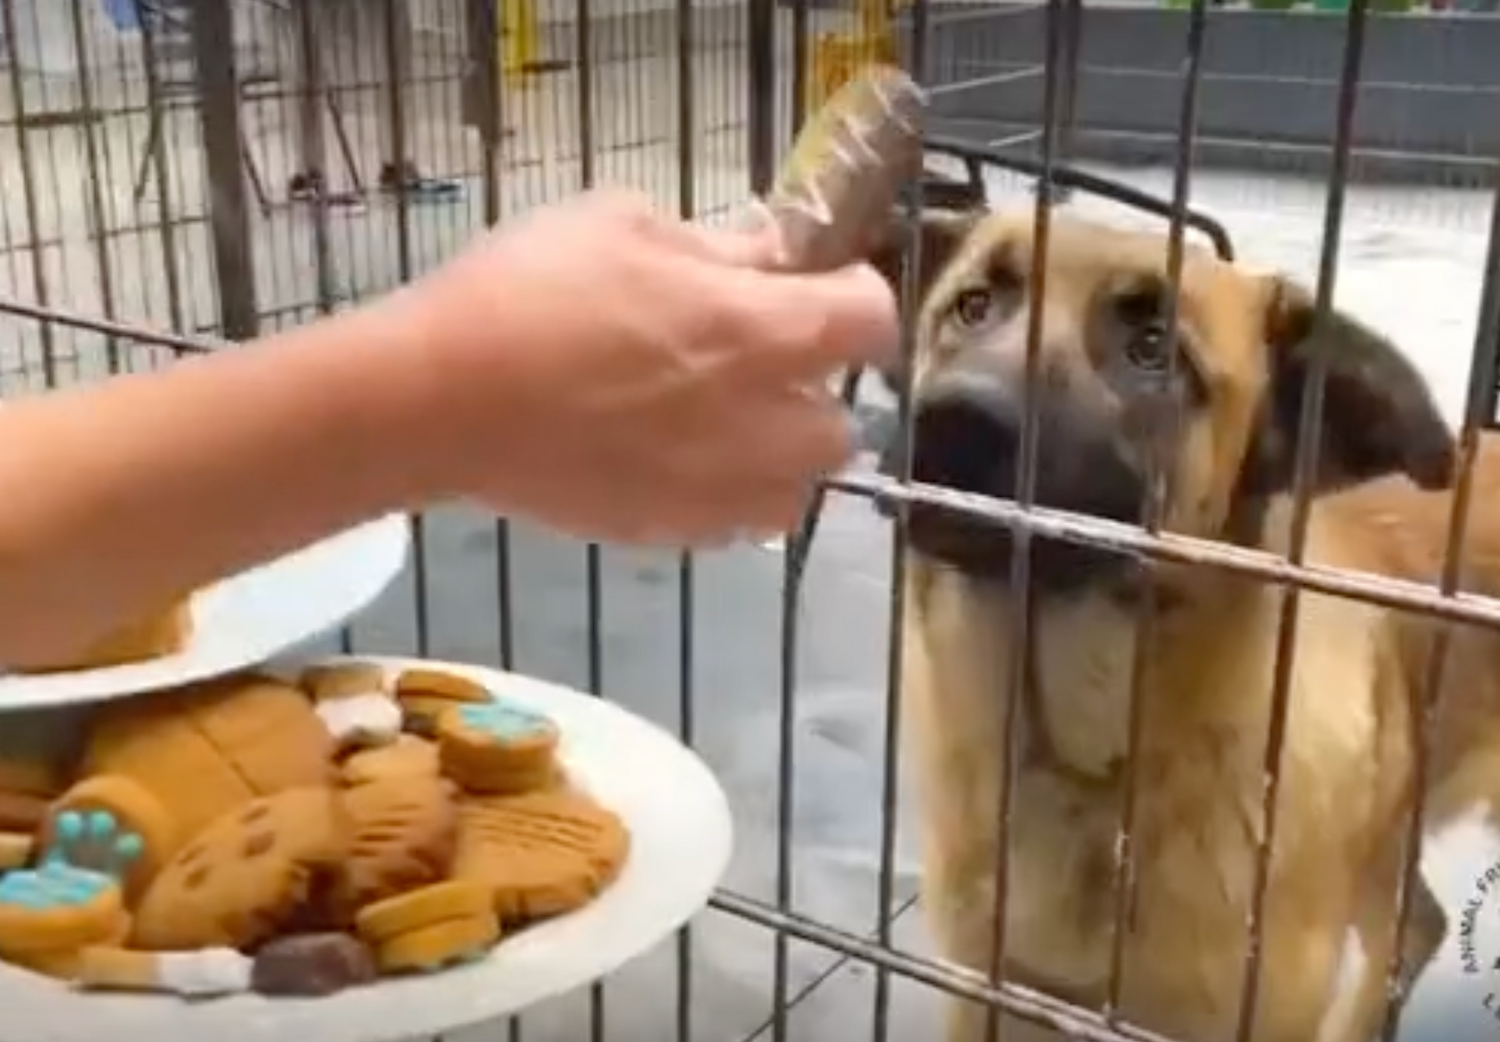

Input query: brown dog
[869,205,1500,1042]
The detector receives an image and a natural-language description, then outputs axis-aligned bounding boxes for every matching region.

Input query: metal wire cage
[0,0,1498,1040]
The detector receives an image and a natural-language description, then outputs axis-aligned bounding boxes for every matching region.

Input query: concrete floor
[0,30,1499,1042]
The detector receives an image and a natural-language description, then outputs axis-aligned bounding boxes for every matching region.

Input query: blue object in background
[98,0,143,31]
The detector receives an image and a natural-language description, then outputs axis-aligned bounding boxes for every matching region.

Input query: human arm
[0,301,436,668]
[0,190,897,668]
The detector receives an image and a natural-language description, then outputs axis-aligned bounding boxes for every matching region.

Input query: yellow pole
[501,0,541,89]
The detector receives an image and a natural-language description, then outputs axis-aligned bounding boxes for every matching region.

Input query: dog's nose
[908,369,1022,498]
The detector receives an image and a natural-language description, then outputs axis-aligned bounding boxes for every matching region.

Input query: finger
[735,391,860,485]
[660,209,787,270]
[654,480,820,547]
[720,261,901,381]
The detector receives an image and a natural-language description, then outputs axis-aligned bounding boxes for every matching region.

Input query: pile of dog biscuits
[0,662,630,998]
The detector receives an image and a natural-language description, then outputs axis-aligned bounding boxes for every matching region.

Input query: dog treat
[0,858,127,958]
[373,914,499,975]
[131,786,347,952]
[82,674,336,844]
[0,831,34,871]
[437,701,561,795]
[762,64,927,275]
[451,789,629,923]
[41,775,177,901]
[331,773,458,917]
[75,945,253,997]
[15,598,194,674]
[393,667,491,736]
[317,692,404,751]
[353,879,492,941]
[301,662,389,703]
[340,734,441,787]
[250,932,377,996]
[354,881,499,975]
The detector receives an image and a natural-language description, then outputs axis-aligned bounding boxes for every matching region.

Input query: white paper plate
[0,516,411,711]
[0,656,733,1042]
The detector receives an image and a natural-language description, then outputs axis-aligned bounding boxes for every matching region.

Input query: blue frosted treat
[0,847,126,960]
[436,697,562,795]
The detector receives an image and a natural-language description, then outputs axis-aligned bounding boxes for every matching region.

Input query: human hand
[391,189,899,546]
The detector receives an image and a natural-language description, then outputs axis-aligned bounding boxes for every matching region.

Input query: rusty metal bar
[67,0,121,374]
[190,0,259,341]
[1106,0,1209,1022]
[987,1,1068,1038]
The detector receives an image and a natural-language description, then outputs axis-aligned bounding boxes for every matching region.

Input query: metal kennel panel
[0,1,1496,1041]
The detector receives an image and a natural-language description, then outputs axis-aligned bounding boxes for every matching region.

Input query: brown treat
[340,735,441,788]
[40,774,177,901]
[354,880,492,942]
[250,932,377,996]
[82,673,336,846]
[373,914,499,975]
[0,832,33,870]
[13,598,193,674]
[393,668,491,705]
[299,662,388,703]
[354,882,499,975]
[394,667,491,736]
[329,773,458,920]
[451,788,630,923]
[436,701,560,795]
[764,65,927,274]
[131,786,347,952]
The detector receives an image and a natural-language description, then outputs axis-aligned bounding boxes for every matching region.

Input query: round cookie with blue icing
[41,774,177,903]
[0,854,127,960]
[435,700,562,796]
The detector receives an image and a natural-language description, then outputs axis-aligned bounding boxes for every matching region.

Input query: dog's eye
[952,289,995,328]
[1125,323,1171,372]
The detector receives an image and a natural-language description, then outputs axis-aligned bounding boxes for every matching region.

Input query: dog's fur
[867,206,1500,1042]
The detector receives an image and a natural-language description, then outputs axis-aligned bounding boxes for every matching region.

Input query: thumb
[737,260,902,379]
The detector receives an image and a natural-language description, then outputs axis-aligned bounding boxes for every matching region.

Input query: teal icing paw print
[0,849,116,919]
[457,700,556,742]
[40,809,143,886]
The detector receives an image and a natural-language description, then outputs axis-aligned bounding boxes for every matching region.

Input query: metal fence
[0,0,1498,1041]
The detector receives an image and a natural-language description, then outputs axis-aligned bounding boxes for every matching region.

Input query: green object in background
[1249,0,1301,10]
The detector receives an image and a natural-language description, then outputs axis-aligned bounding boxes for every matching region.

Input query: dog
[864,203,1500,1042]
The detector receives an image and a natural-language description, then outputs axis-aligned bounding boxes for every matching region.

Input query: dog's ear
[866,208,978,393]
[1246,276,1455,496]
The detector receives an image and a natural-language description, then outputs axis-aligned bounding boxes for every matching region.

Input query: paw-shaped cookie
[0,853,128,970]
[437,701,561,795]
[41,774,175,901]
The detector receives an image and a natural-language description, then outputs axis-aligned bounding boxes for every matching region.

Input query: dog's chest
[908,579,1388,1000]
